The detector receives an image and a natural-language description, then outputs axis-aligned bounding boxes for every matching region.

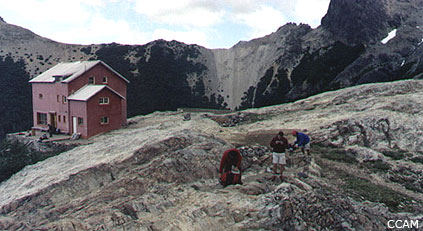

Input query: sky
[0,0,330,49]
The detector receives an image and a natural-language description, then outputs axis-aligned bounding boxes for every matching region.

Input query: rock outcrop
[1,79,423,230]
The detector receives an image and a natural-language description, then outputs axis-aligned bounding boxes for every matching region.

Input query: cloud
[133,0,225,27]
[232,5,287,39]
[294,0,330,28]
[0,0,151,45]
[0,0,91,25]
[228,0,330,40]
[0,0,331,48]
[224,0,260,14]
[49,15,151,45]
[152,29,209,47]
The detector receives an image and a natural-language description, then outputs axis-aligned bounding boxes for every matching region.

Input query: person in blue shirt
[292,130,311,155]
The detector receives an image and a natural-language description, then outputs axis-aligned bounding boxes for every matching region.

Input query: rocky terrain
[3,0,423,139]
[0,79,422,230]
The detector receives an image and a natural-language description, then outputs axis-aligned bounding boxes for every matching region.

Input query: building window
[57,95,60,103]
[39,93,43,99]
[78,117,83,125]
[99,97,109,105]
[63,116,66,123]
[58,115,61,122]
[62,96,67,104]
[37,113,47,125]
[102,76,108,83]
[88,76,95,84]
[100,117,109,124]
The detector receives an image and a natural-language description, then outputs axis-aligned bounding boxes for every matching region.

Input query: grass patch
[382,148,413,160]
[398,180,423,194]
[314,144,358,164]
[381,149,409,160]
[410,156,423,164]
[0,139,72,183]
[316,144,420,213]
[363,160,390,172]
[341,174,414,213]
[316,144,391,171]
[404,184,422,193]
[389,173,422,193]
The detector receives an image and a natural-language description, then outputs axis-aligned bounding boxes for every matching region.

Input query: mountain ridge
[1,0,423,138]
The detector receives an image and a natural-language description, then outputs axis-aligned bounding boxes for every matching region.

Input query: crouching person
[292,130,311,155]
[219,148,243,187]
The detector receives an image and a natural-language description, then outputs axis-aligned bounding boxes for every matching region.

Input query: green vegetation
[363,160,390,172]
[395,61,418,79]
[240,41,366,109]
[80,47,92,55]
[239,67,290,109]
[0,139,71,183]
[291,42,365,93]
[315,144,358,164]
[410,156,423,164]
[390,176,422,194]
[316,143,418,212]
[316,144,391,171]
[381,149,409,160]
[341,173,414,212]
[95,41,225,117]
[0,56,32,140]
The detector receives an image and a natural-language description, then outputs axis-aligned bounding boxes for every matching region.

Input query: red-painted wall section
[85,88,123,138]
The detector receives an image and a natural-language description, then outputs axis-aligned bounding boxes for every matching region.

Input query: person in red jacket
[219,148,242,186]
[270,131,289,181]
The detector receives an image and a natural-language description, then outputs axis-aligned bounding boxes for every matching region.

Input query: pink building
[29,60,129,138]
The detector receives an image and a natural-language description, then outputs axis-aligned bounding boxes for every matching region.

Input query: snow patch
[401,59,405,67]
[381,29,397,44]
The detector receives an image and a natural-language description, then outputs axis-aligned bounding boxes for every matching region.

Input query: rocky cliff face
[2,0,423,137]
[0,79,422,230]
[321,0,393,45]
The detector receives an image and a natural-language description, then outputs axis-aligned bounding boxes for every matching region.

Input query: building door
[73,117,77,134]
[49,113,57,128]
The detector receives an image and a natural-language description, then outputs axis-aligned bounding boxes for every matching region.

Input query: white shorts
[272,152,286,165]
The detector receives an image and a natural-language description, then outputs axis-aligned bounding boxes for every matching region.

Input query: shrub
[381,149,408,160]
[0,140,70,183]
[341,174,413,212]
[315,144,358,164]
[363,160,390,172]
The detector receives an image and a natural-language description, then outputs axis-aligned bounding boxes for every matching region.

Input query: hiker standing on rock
[270,131,289,181]
[292,130,311,155]
[219,148,242,186]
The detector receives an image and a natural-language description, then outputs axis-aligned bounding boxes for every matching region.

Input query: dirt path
[223,129,297,147]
